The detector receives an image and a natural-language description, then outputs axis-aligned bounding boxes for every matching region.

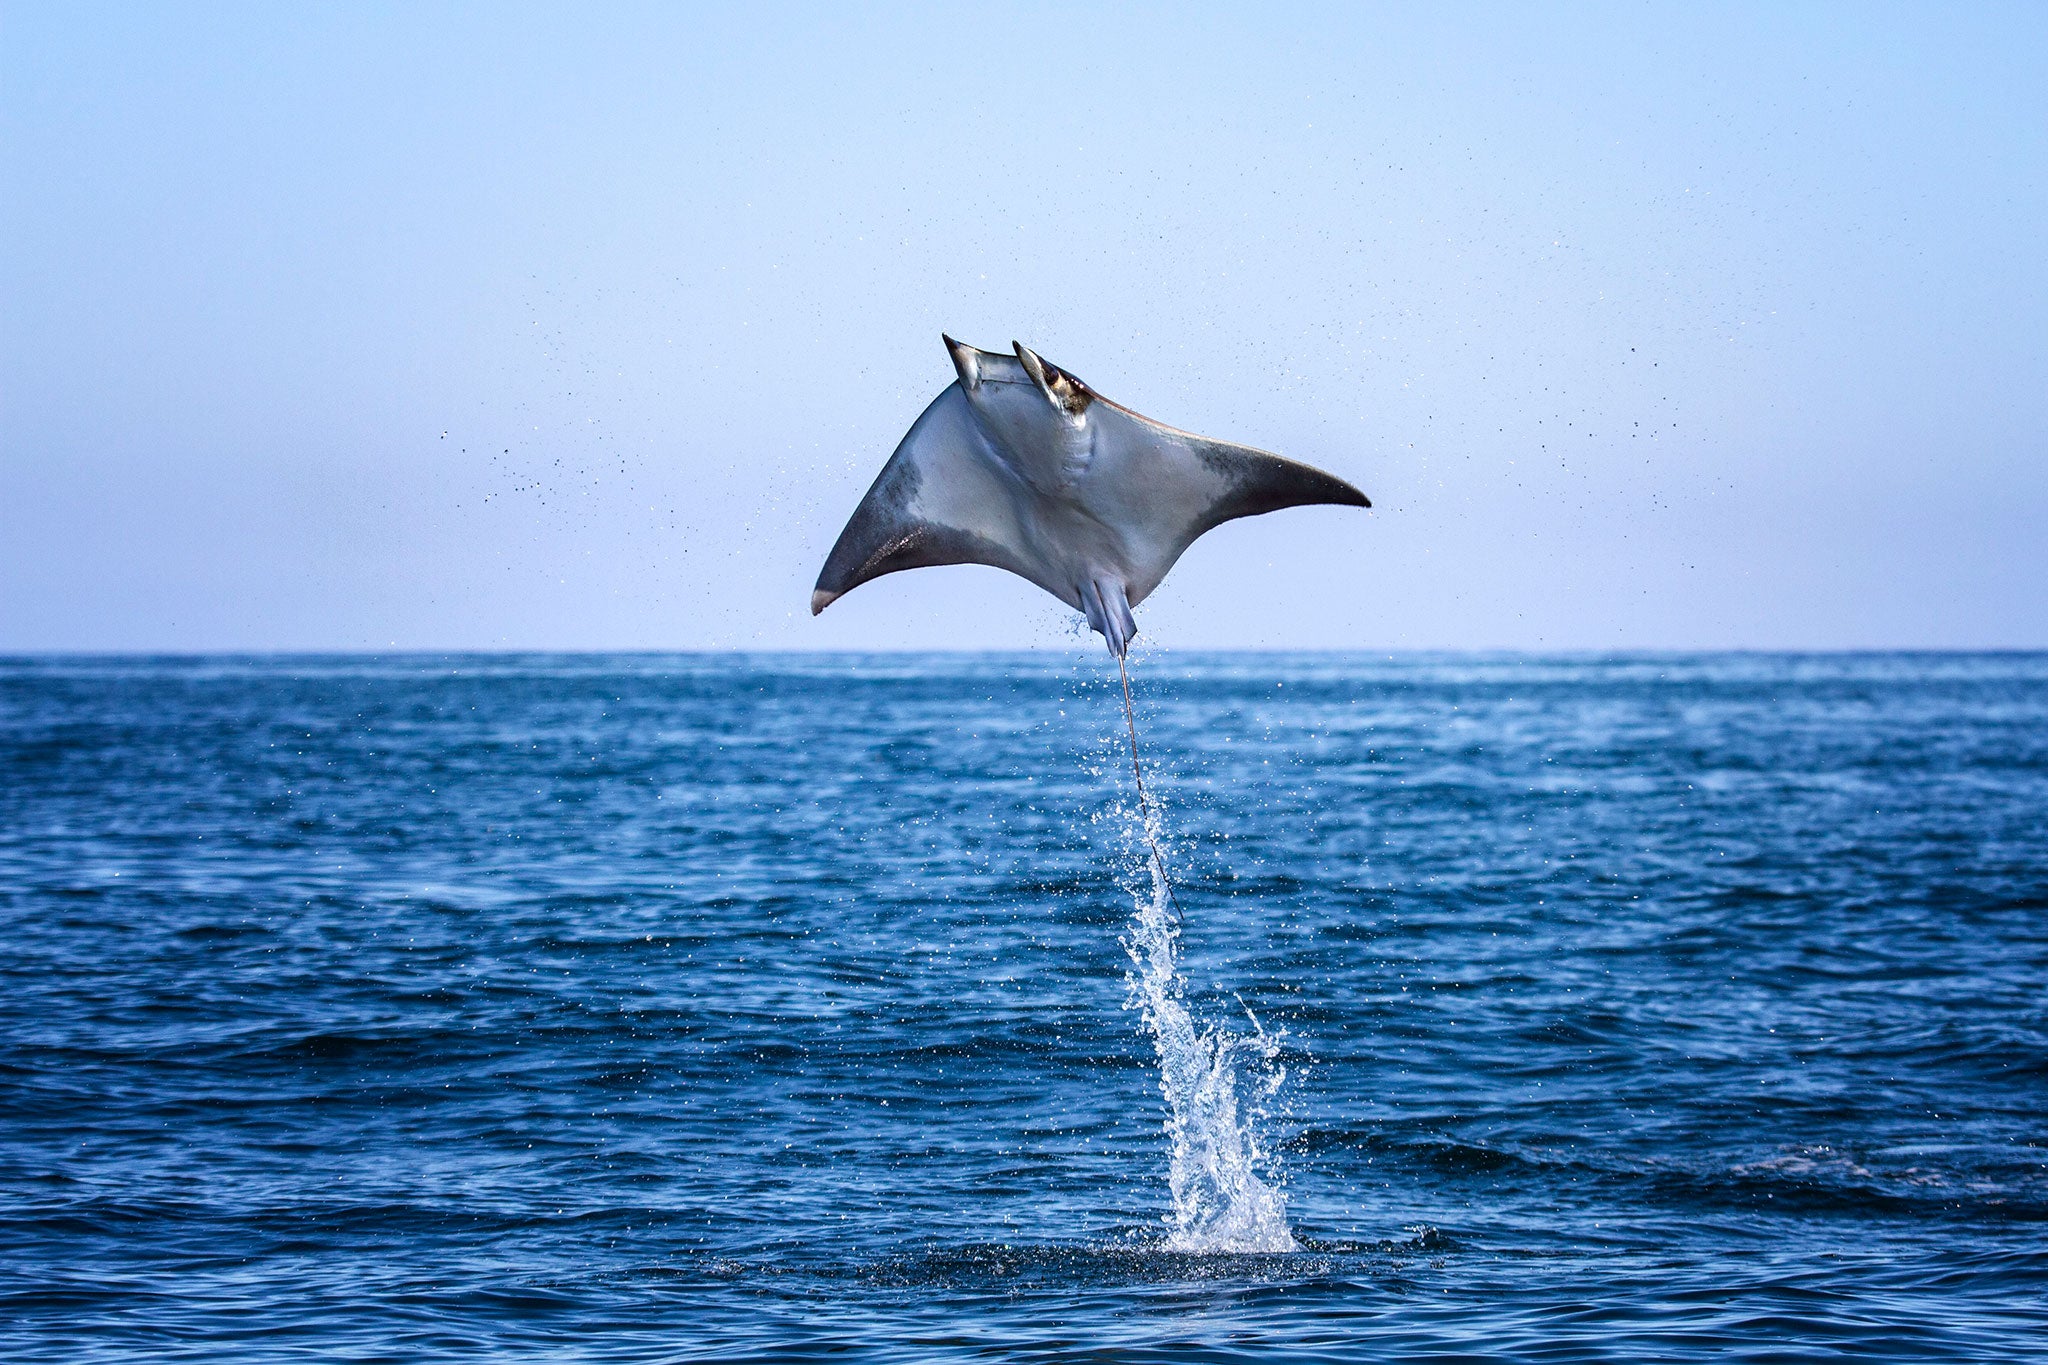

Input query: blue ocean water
[2,651,2044,1362]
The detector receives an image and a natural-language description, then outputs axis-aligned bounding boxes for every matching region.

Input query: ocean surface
[2,651,2044,1362]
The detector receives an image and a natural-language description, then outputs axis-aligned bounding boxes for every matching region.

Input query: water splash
[1122,843,1298,1253]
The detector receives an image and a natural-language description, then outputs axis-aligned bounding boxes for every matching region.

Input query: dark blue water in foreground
[2,652,2044,1361]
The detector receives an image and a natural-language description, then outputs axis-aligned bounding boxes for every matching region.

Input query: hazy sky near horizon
[2,2,2043,651]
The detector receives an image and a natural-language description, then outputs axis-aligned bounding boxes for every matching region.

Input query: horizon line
[5,644,2048,661]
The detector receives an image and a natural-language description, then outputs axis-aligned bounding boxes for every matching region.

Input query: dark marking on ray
[814,456,1031,608]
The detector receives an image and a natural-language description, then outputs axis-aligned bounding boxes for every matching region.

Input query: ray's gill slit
[1114,653,1298,1254]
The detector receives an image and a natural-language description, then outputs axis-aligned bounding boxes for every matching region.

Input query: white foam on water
[1122,842,1298,1254]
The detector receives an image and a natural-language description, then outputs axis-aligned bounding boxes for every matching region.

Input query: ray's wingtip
[810,588,839,616]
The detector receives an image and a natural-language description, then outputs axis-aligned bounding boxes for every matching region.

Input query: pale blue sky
[2,2,2042,650]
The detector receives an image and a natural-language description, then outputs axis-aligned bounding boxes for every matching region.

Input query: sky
[1,1,2042,652]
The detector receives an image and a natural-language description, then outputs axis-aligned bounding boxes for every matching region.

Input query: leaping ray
[811,336,1369,658]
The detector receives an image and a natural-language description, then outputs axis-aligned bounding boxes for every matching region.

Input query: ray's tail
[1116,652,1182,924]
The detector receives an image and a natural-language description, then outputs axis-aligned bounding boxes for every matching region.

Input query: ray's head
[943,335,1093,457]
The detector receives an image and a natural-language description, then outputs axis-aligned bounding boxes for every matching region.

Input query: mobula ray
[812,337,1368,656]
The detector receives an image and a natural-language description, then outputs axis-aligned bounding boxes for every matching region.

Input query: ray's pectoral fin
[1079,577,1137,659]
[1192,440,1371,533]
[810,457,1013,615]
[1080,401,1371,620]
[811,457,928,614]
[812,385,1029,616]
